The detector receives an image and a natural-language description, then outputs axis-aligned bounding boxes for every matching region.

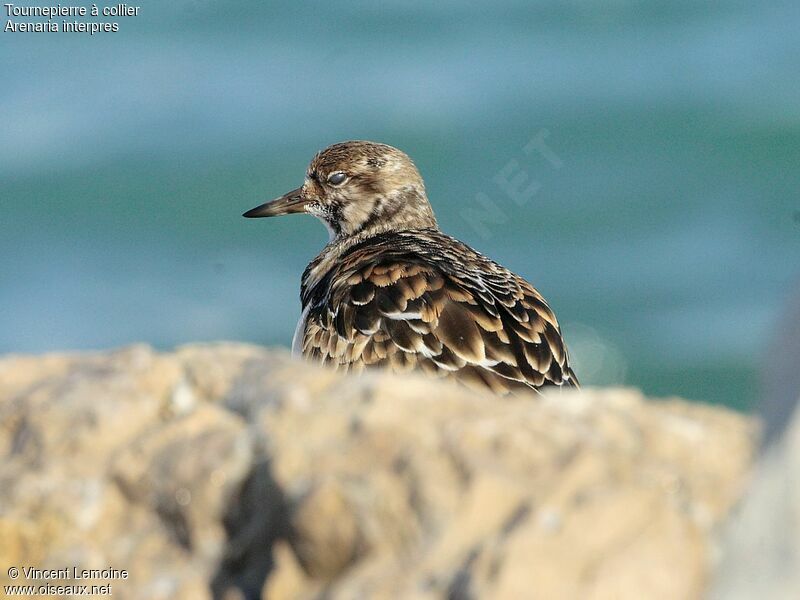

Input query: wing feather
[298,232,578,394]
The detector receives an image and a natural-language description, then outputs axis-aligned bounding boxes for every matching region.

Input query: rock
[758,283,800,445]
[709,287,800,599]
[709,404,800,599]
[0,343,756,599]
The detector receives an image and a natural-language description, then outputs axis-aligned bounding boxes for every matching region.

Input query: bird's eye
[327,172,347,186]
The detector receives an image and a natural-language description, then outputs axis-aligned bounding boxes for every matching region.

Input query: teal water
[2,1,799,410]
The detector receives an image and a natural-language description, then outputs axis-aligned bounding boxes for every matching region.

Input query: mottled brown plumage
[244,140,578,394]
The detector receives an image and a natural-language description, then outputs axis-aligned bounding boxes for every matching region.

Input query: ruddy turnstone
[244,141,578,394]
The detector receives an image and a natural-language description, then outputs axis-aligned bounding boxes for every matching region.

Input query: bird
[243,141,578,395]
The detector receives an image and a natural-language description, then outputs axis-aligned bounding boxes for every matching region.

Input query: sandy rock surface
[0,343,756,599]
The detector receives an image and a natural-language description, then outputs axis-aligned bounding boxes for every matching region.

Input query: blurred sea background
[2,0,799,410]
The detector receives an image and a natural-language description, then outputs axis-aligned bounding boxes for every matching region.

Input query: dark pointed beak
[243,187,307,218]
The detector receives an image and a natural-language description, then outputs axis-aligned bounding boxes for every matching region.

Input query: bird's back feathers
[298,229,578,395]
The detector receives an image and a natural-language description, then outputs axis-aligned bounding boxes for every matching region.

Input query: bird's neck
[333,185,435,237]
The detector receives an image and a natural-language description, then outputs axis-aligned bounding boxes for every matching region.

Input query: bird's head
[244,141,437,240]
